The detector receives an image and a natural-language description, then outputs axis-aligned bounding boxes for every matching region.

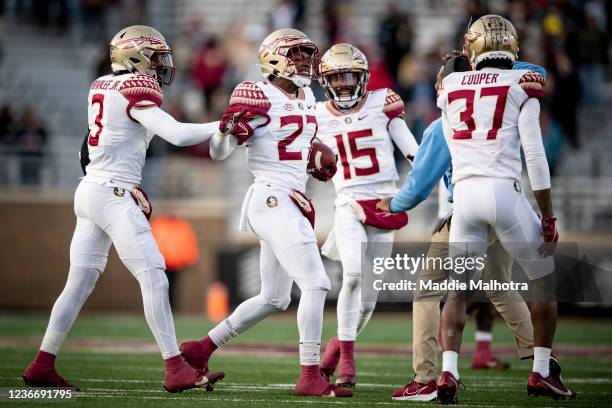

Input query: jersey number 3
[88,94,104,146]
[448,85,509,140]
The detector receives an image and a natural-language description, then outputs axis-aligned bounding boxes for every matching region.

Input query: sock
[33,350,56,368]
[533,347,551,377]
[475,331,492,353]
[337,276,360,341]
[299,341,321,366]
[209,294,283,347]
[297,288,326,365]
[442,351,459,379]
[208,320,238,347]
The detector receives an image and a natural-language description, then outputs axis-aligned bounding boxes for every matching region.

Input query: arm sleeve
[518,98,551,190]
[389,119,452,212]
[209,131,239,161]
[388,117,418,162]
[209,115,268,160]
[130,106,219,147]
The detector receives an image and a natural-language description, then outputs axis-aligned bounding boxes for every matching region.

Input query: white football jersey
[229,81,317,192]
[437,68,545,184]
[315,88,405,199]
[85,73,163,185]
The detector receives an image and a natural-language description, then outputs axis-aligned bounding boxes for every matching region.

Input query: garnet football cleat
[527,372,576,400]
[180,338,216,371]
[320,336,340,382]
[471,351,510,370]
[295,374,353,397]
[436,371,459,405]
[336,340,356,389]
[164,355,224,393]
[23,362,79,390]
[391,377,437,401]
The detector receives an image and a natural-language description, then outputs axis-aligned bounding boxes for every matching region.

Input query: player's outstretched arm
[131,106,219,146]
[209,131,238,161]
[388,117,418,164]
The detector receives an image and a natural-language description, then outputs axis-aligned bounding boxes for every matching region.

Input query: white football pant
[40,180,180,359]
[450,177,554,281]
[334,202,394,341]
[208,183,331,365]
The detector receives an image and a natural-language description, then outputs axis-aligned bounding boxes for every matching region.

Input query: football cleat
[295,371,353,397]
[471,352,510,370]
[320,336,340,382]
[336,340,356,389]
[180,338,215,371]
[23,351,79,391]
[23,363,79,391]
[436,371,459,405]
[391,377,437,401]
[164,364,225,393]
[527,372,576,400]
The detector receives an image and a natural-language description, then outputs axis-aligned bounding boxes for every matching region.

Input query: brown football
[308,141,336,171]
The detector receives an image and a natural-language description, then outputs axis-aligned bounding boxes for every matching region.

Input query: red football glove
[219,107,250,137]
[538,215,559,256]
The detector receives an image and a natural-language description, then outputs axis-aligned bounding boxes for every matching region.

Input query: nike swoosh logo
[358,114,368,120]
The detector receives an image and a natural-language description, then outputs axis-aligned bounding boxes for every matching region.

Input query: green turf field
[0,312,611,407]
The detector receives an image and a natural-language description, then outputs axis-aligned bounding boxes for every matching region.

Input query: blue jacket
[389,61,546,213]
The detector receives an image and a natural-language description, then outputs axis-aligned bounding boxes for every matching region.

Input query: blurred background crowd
[0,0,611,233]
[1,0,611,313]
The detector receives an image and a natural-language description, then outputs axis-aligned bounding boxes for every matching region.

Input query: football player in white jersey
[435,16,575,403]
[22,25,226,393]
[314,44,418,389]
[179,29,351,397]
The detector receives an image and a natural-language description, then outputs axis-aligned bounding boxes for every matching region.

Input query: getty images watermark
[359,242,611,303]
[371,252,528,292]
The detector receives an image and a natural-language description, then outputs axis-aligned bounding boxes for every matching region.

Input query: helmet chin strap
[290,75,311,88]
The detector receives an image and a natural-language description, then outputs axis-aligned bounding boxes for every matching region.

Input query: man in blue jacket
[379,55,554,401]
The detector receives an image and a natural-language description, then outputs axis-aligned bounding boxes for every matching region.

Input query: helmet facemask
[283,44,320,88]
[148,50,175,86]
[321,70,368,109]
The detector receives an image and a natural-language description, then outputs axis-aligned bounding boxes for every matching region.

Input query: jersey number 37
[447,85,510,140]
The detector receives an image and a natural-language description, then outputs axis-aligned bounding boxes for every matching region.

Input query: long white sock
[337,276,361,341]
[40,265,100,354]
[442,351,460,379]
[136,269,180,359]
[209,295,281,346]
[297,288,327,365]
[475,330,493,342]
[533,347,551,377]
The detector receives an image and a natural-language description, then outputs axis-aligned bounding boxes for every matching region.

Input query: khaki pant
[412,217,534,383]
